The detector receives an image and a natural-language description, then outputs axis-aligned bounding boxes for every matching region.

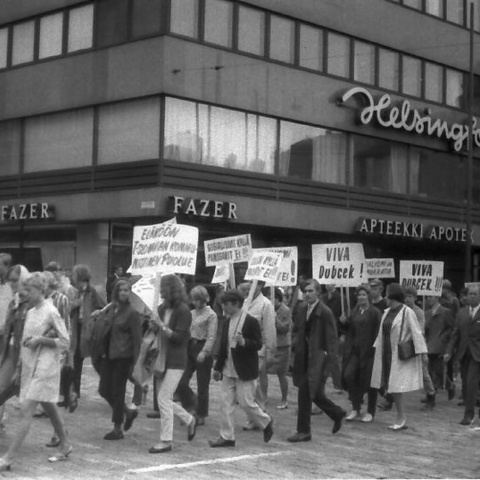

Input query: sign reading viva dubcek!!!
[312,243,366,287]
[399,260,444,296]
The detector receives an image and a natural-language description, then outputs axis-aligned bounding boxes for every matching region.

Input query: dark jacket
[158,302,192,370]
[448,306,480,362]
[425,305,454,354]
[1,296,29,368]
[214,313,263,381]
[292,301,340,396]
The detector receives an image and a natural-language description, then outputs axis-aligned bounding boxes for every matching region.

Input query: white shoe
[345,410,360,421]
[361,413,373,423]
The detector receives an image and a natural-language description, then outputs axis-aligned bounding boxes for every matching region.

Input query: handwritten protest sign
[204,234,252,267]
[211,264,230,284]
[130,273,161,312]
[365,258,395,279]
[399,260,444,296]
[465,282,480,290]
[312,243,366,287]
[257,247,298,286]
[244,250,284,283]
[129,221,198,276]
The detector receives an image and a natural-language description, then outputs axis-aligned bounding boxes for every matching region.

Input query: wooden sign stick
[346,287,351,316]
[229,264,236,290]
[340,286,345,318]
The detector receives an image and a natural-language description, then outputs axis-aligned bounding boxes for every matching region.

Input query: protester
[176,285,218,426]
[341,284,381,423]
[106,265,124,303]
[71,264,105,399]
[369,279,388,314]
[288,279,346,443]
[440,279,460,318]
[45,262,78,313]
[445,284,480,425]
[273,288,292,409]
[370,283,427,430]
[148,274,196,453]
[0,272,72,471]
[209,290,273,448]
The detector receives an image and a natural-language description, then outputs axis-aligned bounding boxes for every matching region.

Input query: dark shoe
[420,396,428,404]
[209,437,235,448]
[57,401,66,408]
[104,430,124,440]
[263,418,273,443]
[124,408,138,432]
[187,417,197,441]
[196,416,205,426]
[45,436,60,448]
[378,402,393,412]
[460,417,474,426]
[332,411,346,434]
[149,444,172,454]
[422,394,435,410]
[147,411,160,419]
[458,400,465,406]
[287,432,311,443]
[448,384,456,401]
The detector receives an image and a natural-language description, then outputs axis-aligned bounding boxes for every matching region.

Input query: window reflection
[269,15,295,63]
[379,49,399,91]
[204,0,233,47]
[425,62,443,103]
[238,6,265,56]
[12,21,35,65]
[354,41,375,85]
[446,69,465,107]
[170,0,198,38]
[0,29,7,68]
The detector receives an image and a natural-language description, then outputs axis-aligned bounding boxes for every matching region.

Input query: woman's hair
[111,279,131,303]
[387,283,405,303]
[190,285,210,304]
[72,264,91,283]
[161,274,188,308]
[24,272,47,294]
[274,288,283,302]
[7,264,29,282]
[43,270,59,291]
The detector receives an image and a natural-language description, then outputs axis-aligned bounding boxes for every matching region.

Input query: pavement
[0,361,478,479]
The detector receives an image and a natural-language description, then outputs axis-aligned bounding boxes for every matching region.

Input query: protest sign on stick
[211,264,230,284]
[257,247,298,287]
[204,234,252,267]
[244,250,283,284]
[399,260,444,296]
[365,258,395,279]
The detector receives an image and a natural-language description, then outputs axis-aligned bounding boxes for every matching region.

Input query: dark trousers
[98,357,132,425]
[297,373,344,434]
[130,376,143,407]
[461,351,480,418]
[343,352,377,416]
[73,321,83,396]
[60,366,74,407]
[428,353,454,391]
[176,339,213,417]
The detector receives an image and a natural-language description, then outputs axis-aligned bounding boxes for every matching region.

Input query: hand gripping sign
[312,243,366,287]
[399,260,444,296]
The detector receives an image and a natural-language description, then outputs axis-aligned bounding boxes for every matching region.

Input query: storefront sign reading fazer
[340,87,480,152]
[0,203,54,222]
[168,196,237,219]
[356,217,469,243]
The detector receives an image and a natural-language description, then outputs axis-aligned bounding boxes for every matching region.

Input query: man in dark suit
[445,284,480,425]
[288,279,346,442]
[209,290,273,447]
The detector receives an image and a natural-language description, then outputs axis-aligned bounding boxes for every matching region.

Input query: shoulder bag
[397,307,416,361]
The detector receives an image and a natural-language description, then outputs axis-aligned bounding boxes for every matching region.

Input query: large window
[327,33,350,78]
[425,0,444,16]
[402,55,422,97]
[24,109,94,173]
[98,98,160,164]
[446,69,464,107]
[132,0,163,38]
[446,0,464,24]
[299,24,323,71]
[424,62,444,103]
[204,0,233,47]
[0,121,21,176]
[378,49,399,90]
[237,6,265,56]
[12,21,35,66]
[0,28,8,69]
[170,0,198,38]
[68,4,94,52]
[164,98,276,173]
[354,41,375,85]
[95,0,129,48]
[39,13,64,59]
[269,15,295,63]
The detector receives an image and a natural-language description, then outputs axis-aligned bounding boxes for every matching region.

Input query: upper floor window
[0,28,8,69]
[327,32,350,78]
[12,21,35,66]
[378,49,399,91]
[354,41,375,85]
[299,24,323,71]
[39,13,64,59]
[204,0,233,47]
[68,4,94,52]
[170,0,199,38]
[424,62,444,103]
[402,55,422,97]
[269,15,295,64]
[237,6,265,56]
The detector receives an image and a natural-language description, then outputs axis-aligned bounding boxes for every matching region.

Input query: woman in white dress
[0,272,72,472]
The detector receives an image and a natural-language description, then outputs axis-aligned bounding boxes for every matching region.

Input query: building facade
[0,0,480,293]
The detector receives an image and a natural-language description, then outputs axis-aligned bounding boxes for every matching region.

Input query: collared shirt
[470,304,480,319]
[247,293,276,358]
[190,306,218,356]
[224,312,242,378]
[306,300,319,320]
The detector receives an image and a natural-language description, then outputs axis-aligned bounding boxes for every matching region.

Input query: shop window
[327,32,350,78]
[352,135,408,194]
[204,0,233,48]
[279,121,347,184]
[402,55,422,97]
[39,12,64,59]
[24,109,94,173]
[98,98,160,165]
[446,0,464,25]
[164,97,276,174]
[269,15,295,64]
[68,4,94,52]
[409,147,464,202]
[425,0,444,17]
[95,0,129,47]
[354,41,375,85]
[237,6,265,56]
[132,0,163,38]
[403,0,422,9]
[0,120,21,176]
[0,28,8,69]
[446,68,465,107]
[170,0,199,38]
[299,24,323,71]
[12,21,35,66]
[378,49,399,91]
[424,62,444,103]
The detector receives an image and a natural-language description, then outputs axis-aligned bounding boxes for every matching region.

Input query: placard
[204,234,252,267]
[257,247,298,286]
[211,264,230,284]
[130,273,161,312]
[365,258,395,279]
[129,221,198,276]
[244,250,284,283]
[312,243,366,287]
[399,260,444,296]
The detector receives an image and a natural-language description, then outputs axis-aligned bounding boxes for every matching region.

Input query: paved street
[0,361,477,480]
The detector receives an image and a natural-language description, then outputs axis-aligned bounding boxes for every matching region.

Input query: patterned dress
[20,301,69,403]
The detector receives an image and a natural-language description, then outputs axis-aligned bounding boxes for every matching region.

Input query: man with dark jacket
[288,279,346,442]
[209,290,273,447]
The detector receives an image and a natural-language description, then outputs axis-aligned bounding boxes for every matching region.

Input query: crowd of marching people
[0,252,477,471]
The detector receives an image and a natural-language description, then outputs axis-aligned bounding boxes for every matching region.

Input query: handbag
[397,307,416,361]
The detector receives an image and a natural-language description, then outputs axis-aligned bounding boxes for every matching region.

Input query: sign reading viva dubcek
[204,234,252,267]
[129,220,198,276]
[244,250,284,283]
[399,260,444,296]
[312,243,366,287]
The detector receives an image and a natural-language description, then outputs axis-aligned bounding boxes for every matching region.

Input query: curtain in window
[389,145,408,193]
[312,132,347,184]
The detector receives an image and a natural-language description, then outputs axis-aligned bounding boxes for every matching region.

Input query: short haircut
[306,279,321,294]
[45,261,61,272]
[24,272,47,294]
[190,285,210,304]
[43,270,59,290]
[72,264,91,283]
[220,290,244,307]
[404,285,418,298]
[356,284,371,296]
[0,254,12,269]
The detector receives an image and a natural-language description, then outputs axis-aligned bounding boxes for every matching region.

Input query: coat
[292,301,340,397]
[448,306,480,362]
[371,305,427,393]
[424,305,454,355]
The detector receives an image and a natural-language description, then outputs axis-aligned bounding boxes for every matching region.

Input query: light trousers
[256,356,268,410]
[220,376,270,441]
[156,369,194,442]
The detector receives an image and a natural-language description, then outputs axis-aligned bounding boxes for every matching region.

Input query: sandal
[48,445,73,463]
